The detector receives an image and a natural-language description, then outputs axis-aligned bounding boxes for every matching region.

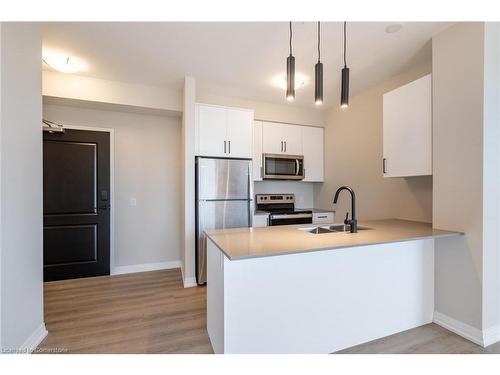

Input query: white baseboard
[433,311,484,346]
[112,260,181,275]
[20,323,48,353]
[180,262,198,288]
[483,324,500,347]
[183,276,198,288]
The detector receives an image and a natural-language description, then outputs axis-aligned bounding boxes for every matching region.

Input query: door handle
[281,141,283,152]
[383,158,387,174]
[101,190,109,201]
[228,140,231,154]
[224,140,227,154]
[284,141,287,153]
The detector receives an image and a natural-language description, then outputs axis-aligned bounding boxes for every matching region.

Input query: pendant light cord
[289,21,293,56]
[343,21,347,68]
[317,22,321,62]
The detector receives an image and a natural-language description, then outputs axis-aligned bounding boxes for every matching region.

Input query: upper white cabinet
[196,104,253,159]
[253,121,324,182]
[253,121,263,181]
[262,121,302,155]
[383,74,432,177]
[302,126,324,182]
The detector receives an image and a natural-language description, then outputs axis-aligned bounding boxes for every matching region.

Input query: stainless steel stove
[256,194,313,226]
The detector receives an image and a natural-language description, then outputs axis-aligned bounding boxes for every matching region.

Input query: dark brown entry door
[43,129,110,282]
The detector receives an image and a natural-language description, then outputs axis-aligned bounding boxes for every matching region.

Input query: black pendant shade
[315,22,323,105]
[341,66,349,108]
[286,21,295,101]
[286,54,295,101]
[315,62,323,105]
[341,21,350,108]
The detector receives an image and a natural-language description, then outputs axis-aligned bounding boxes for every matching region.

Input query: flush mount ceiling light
[286,21,295,101]
[340,21,350,109]
[42,51,86,74]
[385,23,404,34]
[314,22,323,105]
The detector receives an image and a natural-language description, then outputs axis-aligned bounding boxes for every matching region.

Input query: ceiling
[42,22,451,108]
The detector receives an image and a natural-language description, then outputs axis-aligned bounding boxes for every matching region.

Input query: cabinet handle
[284,141,287,153]
[228,140,231,154]
[224,140,227,154]
[281,141,283,152]
[383,158,387,174]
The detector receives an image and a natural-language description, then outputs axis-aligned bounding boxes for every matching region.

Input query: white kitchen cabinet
[198,104,227,157]
[226,108,253,158]
[302,126,324,182]
[196,104,254,159]
[383,74,432,177]
[262,121,302,155]
[253,121,263,181]
[252,214,268,227]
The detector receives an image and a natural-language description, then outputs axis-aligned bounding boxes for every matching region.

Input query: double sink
[299,224,371,234]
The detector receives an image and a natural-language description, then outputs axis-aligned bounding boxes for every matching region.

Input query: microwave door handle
[296,159,300,175]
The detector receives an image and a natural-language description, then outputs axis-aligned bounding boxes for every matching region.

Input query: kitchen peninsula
[206,219,462,353]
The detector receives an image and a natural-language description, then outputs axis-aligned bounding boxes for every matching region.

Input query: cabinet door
[282,124,303,155]
[262,121,285,154]
[198,105,227,157]
[383,74,432,177]
[226,108,253,158]
[253,121,263,181]
[302,126,324,181]
[252,214,269,227]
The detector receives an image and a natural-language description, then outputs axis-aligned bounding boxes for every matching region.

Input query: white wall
[43,104,182,270]
[0,23,46,351]
[482,21,500,336]
[433,22,500,345]
[181,77,197,287]
[43,71,182,115]
[432,22,485,332]
[314,64,433,223]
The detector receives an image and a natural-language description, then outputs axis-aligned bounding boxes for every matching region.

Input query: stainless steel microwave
[262,154,304,180]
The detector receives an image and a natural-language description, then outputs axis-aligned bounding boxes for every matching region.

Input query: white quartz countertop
[206,219,462,260]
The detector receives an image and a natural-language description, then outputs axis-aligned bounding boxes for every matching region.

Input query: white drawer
[312,212,334,224]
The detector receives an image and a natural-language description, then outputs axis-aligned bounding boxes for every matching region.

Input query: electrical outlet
[130,198,137,207]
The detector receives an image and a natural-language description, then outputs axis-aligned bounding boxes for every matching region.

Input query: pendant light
[315,22,323,105]
[341,21,350,108]
[286,21,295,101]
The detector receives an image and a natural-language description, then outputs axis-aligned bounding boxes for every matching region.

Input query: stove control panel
[256,194,295,204]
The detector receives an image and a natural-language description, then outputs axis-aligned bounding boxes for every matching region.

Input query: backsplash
[254,181,315,208]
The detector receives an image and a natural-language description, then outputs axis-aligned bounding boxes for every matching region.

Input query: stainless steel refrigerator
[195,157,253,284]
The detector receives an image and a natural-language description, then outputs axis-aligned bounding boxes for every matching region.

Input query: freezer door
[197,158,252,200]
[196,199,251,284]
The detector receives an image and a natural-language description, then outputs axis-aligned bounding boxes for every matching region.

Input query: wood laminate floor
[39,268,213,353]
[38,268,500,354]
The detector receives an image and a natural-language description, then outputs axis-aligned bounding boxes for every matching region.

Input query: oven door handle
[270,213,313,220]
